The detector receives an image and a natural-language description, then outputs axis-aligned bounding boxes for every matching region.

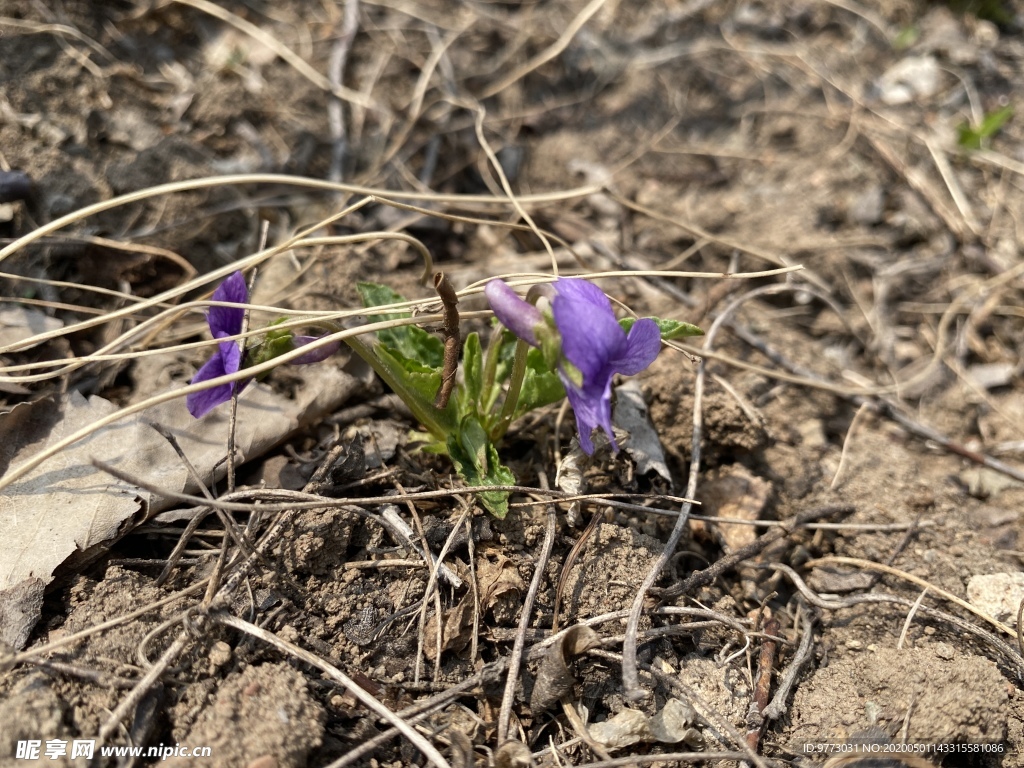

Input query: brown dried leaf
[423,593,474,661]
[529,624,601,713]
[475,551,526,612]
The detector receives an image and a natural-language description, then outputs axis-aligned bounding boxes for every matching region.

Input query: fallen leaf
[476,551,526,614]
[0,364,365,648]
[590,699,702,750]
[613,380,672,485]
[529,624,600,713]
[424,593,475,660]
[0,305,63,349]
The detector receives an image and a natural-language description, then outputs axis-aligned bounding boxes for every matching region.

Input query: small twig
[762,607,814,720]
[28,658,138,689]
[432,271,460,409]
[168,0,380,111]
[479,0,608,98]
[327,0,360,183]
[148,423,215,586]
[830,401,870,490]
[897,589,930,650]
[745,614,779,753]
[466,513,481,665]
[653,505,852,600]
[552,507,603,632]
[497,474,558,744]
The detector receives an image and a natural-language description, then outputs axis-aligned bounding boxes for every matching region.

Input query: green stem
[341,332,455,442]
[489,338,529,443]
[480,324,504,415]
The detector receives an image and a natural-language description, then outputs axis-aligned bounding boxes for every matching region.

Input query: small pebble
[934,642,955,660]
[209,640,232,668]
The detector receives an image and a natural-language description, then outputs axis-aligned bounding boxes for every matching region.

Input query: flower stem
[490,338,529,442]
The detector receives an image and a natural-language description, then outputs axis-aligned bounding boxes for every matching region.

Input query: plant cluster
[188,272,702,516]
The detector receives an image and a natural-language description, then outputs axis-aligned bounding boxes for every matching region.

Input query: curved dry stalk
[167,0,381,112]
[218,613,451,768]
[478,0,608,99]
[467,103,558,272]
[0,173,604,266]
[0,313,445,491]
[496,478,558,744]
[806,555,1016,637]
[767,562,1024,679]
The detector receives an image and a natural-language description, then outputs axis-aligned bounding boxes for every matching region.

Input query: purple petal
[484,280,543,346]
[560,374,616,455]
[186,340,242,418]
[207,271,248,338]
[610,318,661,376]
[290,335,342,365]
[551,278,626,382]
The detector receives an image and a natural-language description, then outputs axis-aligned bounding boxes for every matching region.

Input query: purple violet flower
[187,271,249,418]
[485,277,661,454]
[187,272,342,418]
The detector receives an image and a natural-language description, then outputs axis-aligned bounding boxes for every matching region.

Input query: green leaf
[446,415,516,518]
[374,343,444,408]
[457,332,483,419]
[357,281,445,368]
[515,347,565,419]
[957,105,1013,150]
[245,319,295,370]
[357,282,408,323]
[620,316,705,340]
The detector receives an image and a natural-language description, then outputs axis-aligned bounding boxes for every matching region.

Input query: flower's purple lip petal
[563,377,616,454]
[484,280,542,346]
[290,335,342,365]
[186,340,243,418]
[207,271,248,338]
[611,318,661,376]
